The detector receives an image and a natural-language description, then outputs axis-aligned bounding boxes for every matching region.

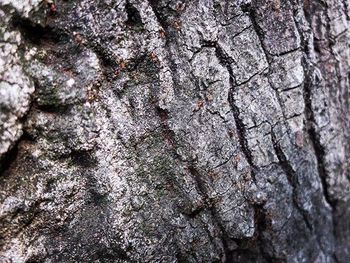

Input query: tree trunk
[0,0,349,262]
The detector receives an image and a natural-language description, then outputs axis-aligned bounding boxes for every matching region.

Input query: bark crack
[202,42,257,173]
[293,6,335,209]
[154,106,231,260]
[271,129,313,232]
[302,64,335,209]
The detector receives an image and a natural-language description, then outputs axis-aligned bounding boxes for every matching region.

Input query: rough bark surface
[0,0,349,262]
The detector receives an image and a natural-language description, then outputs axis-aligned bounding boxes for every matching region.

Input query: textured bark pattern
[0,0,349,262]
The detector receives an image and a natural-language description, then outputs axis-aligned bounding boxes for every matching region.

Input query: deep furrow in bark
[211,42,274,262]
[209,43,257,172]
[294,4,341,261]
[0,136,21,176]
[154,106,231,260]
[1,0,349,261]
[0,99,35,177]
[245,2,333,254]
[302,62,335,208]
[186,166,234,262]
[294,2,336,209]
[270,129,313,232]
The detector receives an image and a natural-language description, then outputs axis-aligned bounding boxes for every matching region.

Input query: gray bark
[0,0,349,262]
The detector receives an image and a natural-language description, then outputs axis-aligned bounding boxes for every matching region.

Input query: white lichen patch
[0,25,34,156]
[66,78,75,87]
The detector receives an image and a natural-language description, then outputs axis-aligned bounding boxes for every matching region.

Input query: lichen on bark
[0,0,349,262]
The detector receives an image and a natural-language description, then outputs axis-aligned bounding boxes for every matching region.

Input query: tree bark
[0,0,349,262]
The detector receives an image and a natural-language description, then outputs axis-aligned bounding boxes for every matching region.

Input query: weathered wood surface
[0,0,349,262]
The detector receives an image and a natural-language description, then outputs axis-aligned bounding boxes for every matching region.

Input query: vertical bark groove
[0,0,349,262]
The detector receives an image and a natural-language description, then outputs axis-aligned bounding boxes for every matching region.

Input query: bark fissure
[271,129,313,232]
[186,166,234,261]
[302,64,335,208]
[154,106,234,260]
[1,0,349,261]
[294,5,336,209]
[0,101,34,177]
[0,136,21,176]
[211,43,257,172]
